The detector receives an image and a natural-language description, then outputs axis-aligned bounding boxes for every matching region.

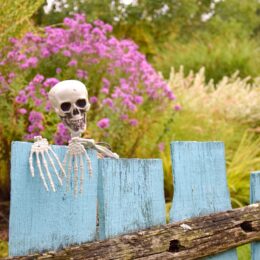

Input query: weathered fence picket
[169,141,237,259]
[9,142,98,256]
[98,159,166,239]
[250,171,260,260]
[7,140,260,259]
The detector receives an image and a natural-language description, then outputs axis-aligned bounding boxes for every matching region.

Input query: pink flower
[6,13,176,141]
[77,69,88,79]
[90,96,98,103]
[158,142,165,152]
[18,108,27,114]
[174,104,182,111]
[15,91,27,104]
[97,118,110,129]
[167,92,176,100]
[41,48,50,57]
[8,72,16,79]
[68,60,77,67]
[43,78,59,87]
[27,57,38,67]
[102,78,110,88]
[134,96,143,104]
[63,50,71,57]
[101,87,109,94]
[120,114,128,120]
[56,68,62,74]
[28,111,43,122]
[102,98,113,107]
[45,101,51,111]
[129,119,138,126]
[32,74,44,84]
[54,123,70,144]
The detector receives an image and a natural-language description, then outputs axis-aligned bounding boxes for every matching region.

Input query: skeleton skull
[48,80,90,136]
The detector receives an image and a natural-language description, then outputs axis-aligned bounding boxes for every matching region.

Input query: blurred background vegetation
[0,0,260,258]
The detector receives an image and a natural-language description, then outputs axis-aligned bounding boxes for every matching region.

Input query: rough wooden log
[5,203,260,260]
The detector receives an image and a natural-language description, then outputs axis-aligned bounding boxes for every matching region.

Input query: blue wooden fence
[169,142,237,259]
[251,171,260,260]
[8,141,259,259]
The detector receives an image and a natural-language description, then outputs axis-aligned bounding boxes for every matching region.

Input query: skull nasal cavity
[73,108,80,115]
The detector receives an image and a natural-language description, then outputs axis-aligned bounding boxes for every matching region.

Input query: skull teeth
[70,119,84,123]
[61,114,86,133]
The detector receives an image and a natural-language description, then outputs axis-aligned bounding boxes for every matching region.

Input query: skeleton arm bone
[74,137,119,159]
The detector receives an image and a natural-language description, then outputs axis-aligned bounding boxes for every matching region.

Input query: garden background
[0,0,260,258]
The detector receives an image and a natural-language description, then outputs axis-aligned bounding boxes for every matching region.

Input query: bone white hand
[29,136,66,192]
[63,138,92,194]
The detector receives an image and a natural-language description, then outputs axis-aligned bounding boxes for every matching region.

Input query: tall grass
[163,67,260,207]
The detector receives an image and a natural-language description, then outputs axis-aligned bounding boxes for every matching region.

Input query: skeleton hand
[63,137,92,194]
[29,136,66,192]
[78,138,119,159]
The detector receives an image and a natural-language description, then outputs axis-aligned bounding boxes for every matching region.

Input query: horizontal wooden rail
[5,203,260,260]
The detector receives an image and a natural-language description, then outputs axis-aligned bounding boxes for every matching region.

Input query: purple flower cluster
[24,111,44,140]
[2,14,176,144]
[97,118,110,129]
[54,123,71,144]
[15,74,59,111]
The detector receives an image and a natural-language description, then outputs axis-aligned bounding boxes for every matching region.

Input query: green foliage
[237,244,251,260]
[155,0,260,82]
[0,73,31,199]
[35,0,213,59]
[34,0,260,82]
[0,240,8,258]
[155,35,260,82]
[0,0,44,48]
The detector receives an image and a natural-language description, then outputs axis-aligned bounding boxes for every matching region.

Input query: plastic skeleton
[29,136,66,192]
[29,80,119,193]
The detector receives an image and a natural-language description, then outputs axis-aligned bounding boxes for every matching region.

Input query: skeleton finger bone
[29,135,65,192]
[79,154,84,193]
[49,147,66,178]
[73,155,79,195]
[41,151,56,192]
[62,138,93,194]
[78,138,119,159]
[65,153,73,192]
[84,149,92,176]
[94,144,119,159]
[45,150,63,186]
[36,151,49,191]
[29,150,35,177]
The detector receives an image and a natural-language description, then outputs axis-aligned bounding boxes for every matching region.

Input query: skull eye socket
[76,99,87,108]
[60,102,71,112]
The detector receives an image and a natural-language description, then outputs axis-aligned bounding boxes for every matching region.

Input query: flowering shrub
[0,14,175,149]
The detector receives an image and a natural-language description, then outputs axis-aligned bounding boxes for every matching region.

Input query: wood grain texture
[251,171,260,260]
[169,141,237,259]
[9,141,98,257]
[98,159,166,240]
[5,203,260,260]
